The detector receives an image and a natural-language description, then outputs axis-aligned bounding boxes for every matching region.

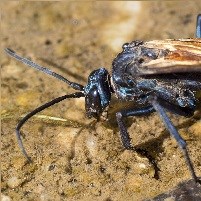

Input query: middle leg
[116,105,160,179]
[116,105,155,150]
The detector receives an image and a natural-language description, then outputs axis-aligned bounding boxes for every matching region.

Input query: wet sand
[2,2,201,201]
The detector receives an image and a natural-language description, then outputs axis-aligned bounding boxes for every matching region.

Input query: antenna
[4,48,84,91]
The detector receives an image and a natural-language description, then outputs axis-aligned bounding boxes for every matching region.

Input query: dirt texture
[1,2,201,201]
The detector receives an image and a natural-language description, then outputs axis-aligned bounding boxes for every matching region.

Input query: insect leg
[116,106,155,150]
[196,14,201,38]
[150,96,199,183]
[116,106,162,179]
[16,92,85,162]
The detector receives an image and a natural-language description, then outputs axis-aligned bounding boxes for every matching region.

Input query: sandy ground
[1,2,201,201]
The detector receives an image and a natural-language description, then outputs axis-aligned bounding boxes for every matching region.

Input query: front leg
[116,106,155,150]
[116,106,161,179]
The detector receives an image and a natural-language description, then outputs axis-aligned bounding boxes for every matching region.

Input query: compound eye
[85,87,102,119]
[122,43,129,50]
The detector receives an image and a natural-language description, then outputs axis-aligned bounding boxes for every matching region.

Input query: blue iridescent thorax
[111,40,200,109]
[111,41,155,102]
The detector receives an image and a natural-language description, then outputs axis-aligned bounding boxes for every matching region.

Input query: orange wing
[137,38,201,74]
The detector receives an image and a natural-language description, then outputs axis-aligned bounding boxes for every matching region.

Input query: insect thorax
[111,40,198,109]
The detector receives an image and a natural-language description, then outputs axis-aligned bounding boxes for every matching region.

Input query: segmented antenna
[4,48,84,91]
[16,92,85,162]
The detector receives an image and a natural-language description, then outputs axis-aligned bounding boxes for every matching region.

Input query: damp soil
[1,2,201,201]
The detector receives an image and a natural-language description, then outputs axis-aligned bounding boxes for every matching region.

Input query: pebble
[7,177,22,189]
[1,194,11,201]
[3,64,23,78]
[86,135,98,157]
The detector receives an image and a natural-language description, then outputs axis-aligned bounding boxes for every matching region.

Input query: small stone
[86,135,98,157]
[1,194,11,201]
[138,162,146,169]
[7,177,23,189]
[135,161,155,177]
[4,64,23,77]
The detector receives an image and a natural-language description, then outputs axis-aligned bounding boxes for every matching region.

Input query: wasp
[5,14,201,183]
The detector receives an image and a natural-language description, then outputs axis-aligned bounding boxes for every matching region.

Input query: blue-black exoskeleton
[4,14,201,183]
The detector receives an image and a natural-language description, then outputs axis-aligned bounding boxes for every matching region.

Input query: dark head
[4,48,113,121]
[84,68,112,119]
